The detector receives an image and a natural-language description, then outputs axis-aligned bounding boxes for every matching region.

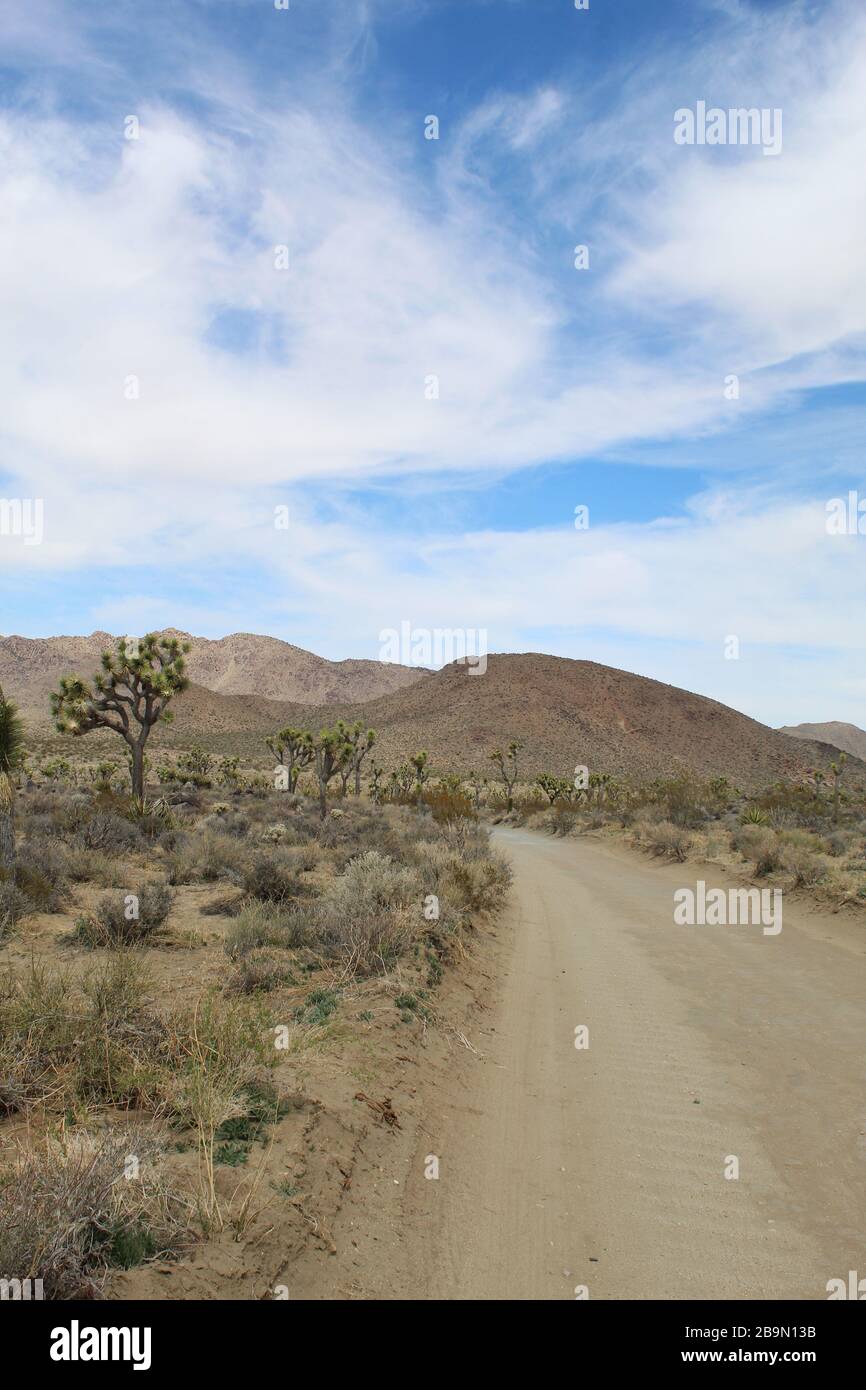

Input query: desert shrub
[754,835,783,876]
[328,850,416,914]
[776,827,816,847]
[311,851,419,973]
[731,825,782,874]
[552,806,577,836]
[414,844,512,914]
[282,844,320,874]
[824,830,855,858]
[424,789,476,824]
[644,820,692,862]
[165,830,247,885]
[224,902,312,961]
[782,845,827,887]
[199,808,249,839]
[242,853,310,905]
[731,825,768,859]
[226,948,297,996]
[0,879,35,938]
[0,956,156,1114]
[644,776,709,828]
[0,1127,190,1299]
[11,838,69,911]
[73,810,141,854]
[74,957,169,1106]
[62,844,122,886]
[0,1033,48,1116]
[75,880,174,947]
[160,990,274,1182]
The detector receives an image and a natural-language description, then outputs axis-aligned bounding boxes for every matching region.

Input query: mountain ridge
[4,633,858,788]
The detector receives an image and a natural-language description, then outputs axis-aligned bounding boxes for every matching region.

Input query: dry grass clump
[731,825,783,875]
[781,843,828,887]
[642,820,692,862]
[0,1126,192,1299]
[73,880,174,948]
[224,901,312,961]
[0,879,33,940]
[225,948,297,995]
[164,829,248,885]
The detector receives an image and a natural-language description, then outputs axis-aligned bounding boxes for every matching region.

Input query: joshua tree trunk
[130,741,146,801]
[0,773,14,868]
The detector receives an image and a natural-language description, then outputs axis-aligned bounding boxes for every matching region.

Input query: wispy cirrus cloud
[1,0,864,725]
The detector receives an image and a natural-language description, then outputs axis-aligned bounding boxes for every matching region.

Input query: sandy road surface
[371,827,866,1300]
[293,827,866,1300]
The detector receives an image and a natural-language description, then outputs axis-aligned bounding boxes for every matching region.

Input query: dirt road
[295,826,866,1300]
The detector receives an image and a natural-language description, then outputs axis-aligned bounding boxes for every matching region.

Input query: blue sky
[0,0,865,727]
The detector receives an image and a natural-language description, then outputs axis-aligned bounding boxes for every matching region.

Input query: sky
[0,0,864,727]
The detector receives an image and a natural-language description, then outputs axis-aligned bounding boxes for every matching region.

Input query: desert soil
[294,826,866,1300]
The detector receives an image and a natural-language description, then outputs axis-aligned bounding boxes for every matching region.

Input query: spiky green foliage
[0,684,25,868]
[536,772,571,806]
[347,723,376,795]
[0,685,25,777]
[830,752,847,825]
[311,727,354,819]
[50,634,190,799]
[409,751,430,801]
[266,726,314,793]
[329,721,376,797]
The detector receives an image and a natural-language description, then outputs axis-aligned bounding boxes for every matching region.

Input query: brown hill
[10,637,856,789]
[779,721,866,763]
[143,654,865,789]
[0,629,428,721]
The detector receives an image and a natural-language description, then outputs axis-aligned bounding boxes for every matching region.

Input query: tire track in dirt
[384,828,866,1300]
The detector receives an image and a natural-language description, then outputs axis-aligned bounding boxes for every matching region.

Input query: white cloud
[1,0,865,727]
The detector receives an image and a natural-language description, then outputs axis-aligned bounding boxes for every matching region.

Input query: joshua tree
[390,763,416,798]
[0,684,25,868]
[368,762,385,805]
[588,771,612,807]
[351,725,376,795]
[265,725,314,793]
[410,751,430,803]
[830,753,847,825]
[489,740,523,811]
[435,773,464,795]
[466,770,488,810]
[50,634,190,801]
[536,772,568,806]
[218,755,241,788]
[311,726,354,820]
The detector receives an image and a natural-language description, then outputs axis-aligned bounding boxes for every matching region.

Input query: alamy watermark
[1,1277,44,1300]
[674,881,782,936]
[826,491,866,535]
[674,102,782,157]
[379,621,487,674]
[0,498,43,545]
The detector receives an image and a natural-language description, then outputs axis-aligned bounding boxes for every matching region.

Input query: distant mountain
[8,635,859,788]
[146,654,865,789]
[779,721,866,762]
[0,630,428,721]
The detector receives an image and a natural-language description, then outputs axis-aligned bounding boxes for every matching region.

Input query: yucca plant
[0,684,25,868]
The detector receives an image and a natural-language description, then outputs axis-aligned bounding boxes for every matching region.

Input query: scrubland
[0,778,510,1299]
